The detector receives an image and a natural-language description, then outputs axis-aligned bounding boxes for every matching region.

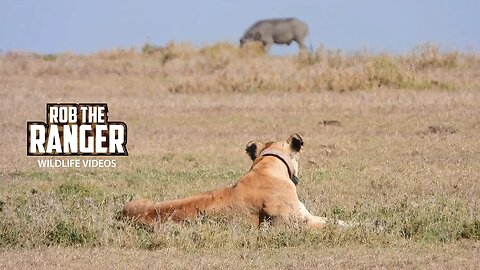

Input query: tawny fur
[122,134,339,228]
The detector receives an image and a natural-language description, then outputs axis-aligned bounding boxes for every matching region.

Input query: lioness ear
[245,141,263,160]
[287,133,304,152]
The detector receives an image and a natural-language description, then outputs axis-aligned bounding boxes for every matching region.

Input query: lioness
[122,134,348,228]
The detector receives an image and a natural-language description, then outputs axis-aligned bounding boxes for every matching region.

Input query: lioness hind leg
[121,199,158,225]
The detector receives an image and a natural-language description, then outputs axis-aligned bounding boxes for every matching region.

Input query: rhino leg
[262,41,273,52]
[295,38,308,51]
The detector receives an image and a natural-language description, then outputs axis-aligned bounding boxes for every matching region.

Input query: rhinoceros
[240,18,309,52]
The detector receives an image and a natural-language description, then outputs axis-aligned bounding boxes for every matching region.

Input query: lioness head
[245,133,304,183]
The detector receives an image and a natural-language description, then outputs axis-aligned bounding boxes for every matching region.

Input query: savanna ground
[0,43,479,269]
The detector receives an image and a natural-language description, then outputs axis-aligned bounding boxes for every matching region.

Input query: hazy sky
[1,0,479,55]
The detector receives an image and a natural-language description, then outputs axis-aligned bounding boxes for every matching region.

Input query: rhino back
[247,18,308,41]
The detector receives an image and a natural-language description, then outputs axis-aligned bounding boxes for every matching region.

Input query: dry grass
[1,242,479,270]
[0,43,480,268]
[1,42,479,94]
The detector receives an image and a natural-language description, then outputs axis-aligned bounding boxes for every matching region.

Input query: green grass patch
[45,220,96,246]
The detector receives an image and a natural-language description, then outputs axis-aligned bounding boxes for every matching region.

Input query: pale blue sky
[0,0,479,55]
